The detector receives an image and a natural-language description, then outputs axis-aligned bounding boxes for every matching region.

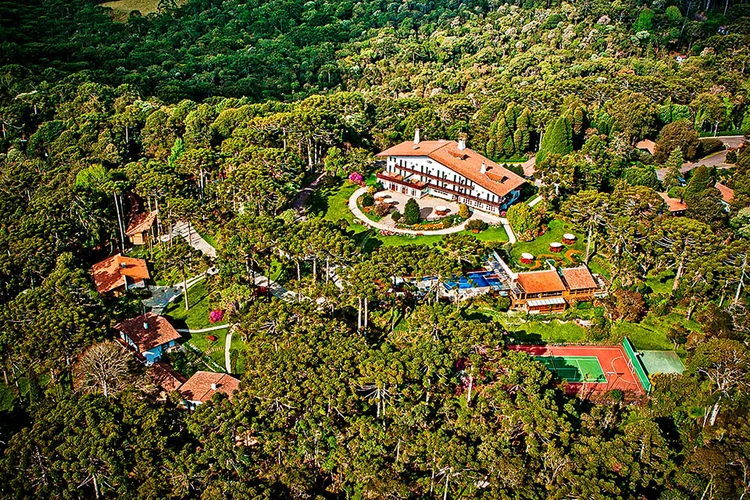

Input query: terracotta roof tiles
[91,254,150,293]
[126,211,157,236]
[149,362,186,392]
[179,371,240,404]
[115,313,181,352]
[515,270,566,294]
[715,183,734,204]
[377,140,526,197]
[658,193,688,213]
[560,266,598,290]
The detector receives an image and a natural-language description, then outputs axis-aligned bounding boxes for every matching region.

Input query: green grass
[163,280,223,331]
[645,270,676,295]
[613,312,698,352]
[509,219,585,268]
[471,307,587,343]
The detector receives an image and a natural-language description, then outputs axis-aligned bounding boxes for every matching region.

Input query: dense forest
[1,0,750,498]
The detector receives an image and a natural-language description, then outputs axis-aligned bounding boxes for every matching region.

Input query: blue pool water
[446,271,497,290]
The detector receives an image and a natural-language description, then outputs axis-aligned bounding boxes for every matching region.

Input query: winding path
[348,187,516,242]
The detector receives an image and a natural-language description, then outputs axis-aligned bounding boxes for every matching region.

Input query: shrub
[374,203,391,217]
[726,149,737,163]
[495,296,511,311]
[466,219,488,231]
[367,185,378,196]
[403,198,420,225]
[442,218,453,229]
[699,138,724,157]
[209,309,224,323]
[391,210,401,222]
[361,193,374,207]
[506,203,542,241]
[348,172,363,183]
[458,203,470,219]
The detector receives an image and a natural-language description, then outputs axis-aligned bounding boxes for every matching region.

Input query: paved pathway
[348,187,471,236]
[527,196,543,207]
[292,171,325,214]
[349,187,518,242]
[224,328,233,373]
[175,324,230,334]
[161,221,217,258]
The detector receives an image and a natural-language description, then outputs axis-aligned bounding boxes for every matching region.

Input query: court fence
[622,337,652,393]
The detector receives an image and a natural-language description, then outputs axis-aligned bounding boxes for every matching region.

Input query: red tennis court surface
[508,344,646,398]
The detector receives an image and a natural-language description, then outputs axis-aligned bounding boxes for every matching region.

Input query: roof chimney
[210,383,218,390]
[457,134,467,151]
[413,128,420,149]
[143,321,149,330]
[480,161,487,174]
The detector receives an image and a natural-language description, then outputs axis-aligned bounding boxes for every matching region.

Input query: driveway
[161,221,217,258]
[349,187,516,241]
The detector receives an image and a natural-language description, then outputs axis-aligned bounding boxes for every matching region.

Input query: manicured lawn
[613,311,697,352]
[187,328,229,368]
[509,219,585,269]
[163,280,223,331]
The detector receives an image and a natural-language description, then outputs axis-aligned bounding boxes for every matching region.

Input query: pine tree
[403,198,420,225]
[537,115,572,164]
[662,149,684,189]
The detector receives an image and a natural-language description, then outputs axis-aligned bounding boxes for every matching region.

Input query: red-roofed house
[636,139,656,155]
[658,193,688,216]
[715,182,734,211]
[560,266,599,301]
[376,130,526,215]
[126,211,158,246]
[149,362,186,395]
[115,312,182,365]
[91,254,150,294]
[510,265,605,313]
[179,371,240,409]
[511,269,568,313]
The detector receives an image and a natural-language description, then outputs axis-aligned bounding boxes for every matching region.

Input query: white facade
[380,155,521,215]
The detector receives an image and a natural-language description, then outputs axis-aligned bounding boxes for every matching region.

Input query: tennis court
[535,356,607,383]
[508,343,648,396]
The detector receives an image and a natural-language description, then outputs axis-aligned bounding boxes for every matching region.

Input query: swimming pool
[446,271,504,290]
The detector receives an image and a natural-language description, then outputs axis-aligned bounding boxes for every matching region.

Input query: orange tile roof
[658,193,688,213]
[715,183,734,204]
[91,254,150,293]
[377,140,526,197]
[515,270,566,294]
[521,157,536,177]
[115,313,181,352]
[149,362,186,392]
[126,211,157,236]
[636,139,655,154]
[560,266,598,290]
[179,371,240,404]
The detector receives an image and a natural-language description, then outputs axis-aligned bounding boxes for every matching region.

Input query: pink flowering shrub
[209,309,225,323]
[348,172,363,184]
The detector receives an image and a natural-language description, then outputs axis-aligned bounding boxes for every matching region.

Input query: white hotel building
[376,130,526,215]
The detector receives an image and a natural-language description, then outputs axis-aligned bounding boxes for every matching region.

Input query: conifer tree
[662,149,684,189]
[537,115,572,164]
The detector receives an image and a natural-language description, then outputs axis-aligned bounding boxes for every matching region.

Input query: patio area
[373,190,460,220]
